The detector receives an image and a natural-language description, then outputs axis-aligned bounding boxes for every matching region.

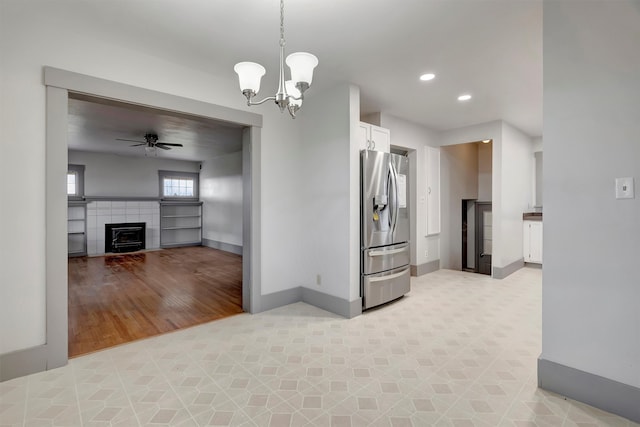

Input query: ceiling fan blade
[156,145,171,150]
[156,142,183,147]
[130,143,146,147]
[116,138,144,143]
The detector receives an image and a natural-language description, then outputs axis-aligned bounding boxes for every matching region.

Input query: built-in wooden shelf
[159,201,203,248]
[68,203,87,257]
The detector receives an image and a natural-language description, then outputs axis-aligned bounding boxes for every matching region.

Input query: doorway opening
[461,200,492,275]
[441,139,493,273]
[66,94,247,356]
[41,67,262,374]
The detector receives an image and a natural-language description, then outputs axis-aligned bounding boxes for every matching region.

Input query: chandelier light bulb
[286,52,319,86]
[234,62,266,94]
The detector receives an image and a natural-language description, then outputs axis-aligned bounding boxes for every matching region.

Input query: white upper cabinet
[359,122,390,152]
[425,146,441,236]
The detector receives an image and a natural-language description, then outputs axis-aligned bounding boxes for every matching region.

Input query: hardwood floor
[68,246,242,357]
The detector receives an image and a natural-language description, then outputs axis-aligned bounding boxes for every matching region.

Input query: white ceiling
[66,0,542,160]
[68,95,244,161]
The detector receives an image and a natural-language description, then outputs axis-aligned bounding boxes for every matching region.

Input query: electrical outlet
[615,177,634,199]
[316,274,322,286]
[424,250,428,258]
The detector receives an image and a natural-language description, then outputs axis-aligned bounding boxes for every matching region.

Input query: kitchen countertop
[523,212,542,221]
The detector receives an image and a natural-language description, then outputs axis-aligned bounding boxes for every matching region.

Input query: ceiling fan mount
[143,133,159,145]
[116,133,183,151]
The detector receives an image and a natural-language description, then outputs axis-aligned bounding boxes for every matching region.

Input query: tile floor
[1,268,637,426]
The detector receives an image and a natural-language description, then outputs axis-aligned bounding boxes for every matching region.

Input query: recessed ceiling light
[419,73,435,81]
[482,139,491,143]
[458,94,472,101]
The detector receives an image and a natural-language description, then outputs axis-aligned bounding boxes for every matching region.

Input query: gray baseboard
[524,262,542,269]
[256,286,362,319]
[410,259,440,277]
[301,287,362,319]
[492,258,524,279]
[202,238,243,255]
[538,358,640,423]
[257,287,302,313]
[0,345,50,382]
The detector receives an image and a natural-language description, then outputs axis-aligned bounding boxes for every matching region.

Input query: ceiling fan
[116,133,183,151]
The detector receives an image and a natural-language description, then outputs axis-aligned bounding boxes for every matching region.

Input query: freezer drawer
[362,266,410,310]
[362,242,410,275]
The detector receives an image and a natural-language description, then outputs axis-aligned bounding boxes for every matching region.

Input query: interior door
[476,202,492,275]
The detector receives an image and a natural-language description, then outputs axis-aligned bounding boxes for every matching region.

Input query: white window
[67,164,85,199]
[67,172,77,195]
[159,170,199,199]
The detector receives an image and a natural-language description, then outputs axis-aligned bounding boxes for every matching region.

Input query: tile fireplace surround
[86,200,160,255]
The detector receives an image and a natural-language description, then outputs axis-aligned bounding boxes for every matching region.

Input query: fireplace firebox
[105,222,146,253]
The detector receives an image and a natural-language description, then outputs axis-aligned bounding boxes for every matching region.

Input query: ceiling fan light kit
[233,0,318,118]
[144,145,157,157]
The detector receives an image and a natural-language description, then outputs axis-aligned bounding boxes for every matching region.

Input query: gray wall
[542,0,640,388]
[68,150,200,197]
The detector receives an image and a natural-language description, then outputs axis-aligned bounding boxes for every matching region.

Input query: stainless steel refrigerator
[361,150,410,310]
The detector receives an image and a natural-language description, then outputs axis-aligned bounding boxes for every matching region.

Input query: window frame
[158,170,199,200]
[67,164,85,200]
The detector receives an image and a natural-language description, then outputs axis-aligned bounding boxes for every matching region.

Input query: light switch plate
[615,177,634,199]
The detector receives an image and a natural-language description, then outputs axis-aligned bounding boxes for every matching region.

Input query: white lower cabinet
[160,202,203,248]
[523,220,543,264]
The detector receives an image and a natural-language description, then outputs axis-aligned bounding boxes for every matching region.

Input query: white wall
[532,137,543,207]
[478,141,492,201]
[543,0,640,388]
[378,114,441,269]
[200,151,243,247]
[297,83,355,300]
[440,143,479,270]
[0,1,302,354]
[532,137,543,153]
[68,150,200,197]
[496,122,532,268]
[439,120,502,147]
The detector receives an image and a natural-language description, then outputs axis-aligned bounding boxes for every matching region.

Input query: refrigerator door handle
[390,161,400,236]
[368,246,409,257]
[368,267,410,283]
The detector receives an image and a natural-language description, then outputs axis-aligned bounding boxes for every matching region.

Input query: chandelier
[233,0,318,118]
